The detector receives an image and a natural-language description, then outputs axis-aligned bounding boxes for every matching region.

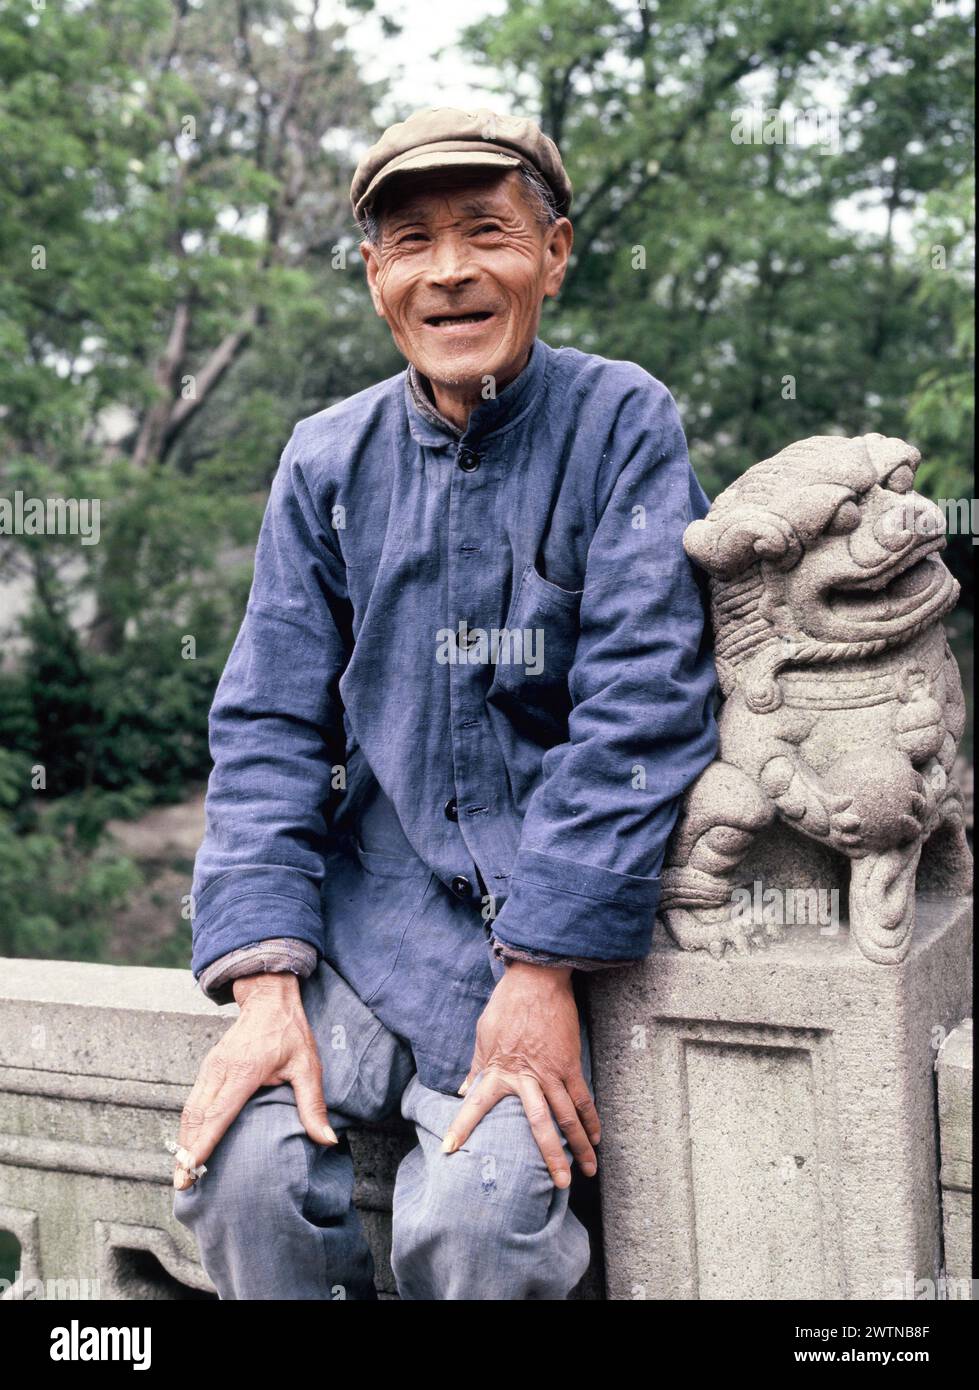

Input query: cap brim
[356,150,522,217]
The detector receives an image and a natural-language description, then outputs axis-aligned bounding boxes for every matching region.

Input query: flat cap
[351,106,572,222]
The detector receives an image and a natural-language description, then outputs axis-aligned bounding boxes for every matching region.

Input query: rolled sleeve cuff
[198,938,319,1006]
[491,848,660,962]
[489,935,635,972]
[190,866,326,980]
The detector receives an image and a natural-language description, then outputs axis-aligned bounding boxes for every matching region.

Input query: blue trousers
[173,958,592,1300]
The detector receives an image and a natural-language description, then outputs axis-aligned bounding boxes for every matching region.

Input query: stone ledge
[0,957,602,1299]
[1,919,970,1301]
[0,957,414,1298]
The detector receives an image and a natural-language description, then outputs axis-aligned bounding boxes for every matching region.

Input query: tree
[461,0,975,499]
[1,0,399,654]
[0,0,399,956]
[1,0,399,774]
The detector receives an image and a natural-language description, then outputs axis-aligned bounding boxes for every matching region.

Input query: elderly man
[173,107,718,1301]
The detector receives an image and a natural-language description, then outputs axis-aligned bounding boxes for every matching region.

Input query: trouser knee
[390,1113,591,1300]
[173,1087,374,1300]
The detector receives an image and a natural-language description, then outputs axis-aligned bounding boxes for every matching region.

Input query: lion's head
[684,434,959,710]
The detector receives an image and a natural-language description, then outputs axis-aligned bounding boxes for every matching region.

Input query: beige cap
[350,106,572,221]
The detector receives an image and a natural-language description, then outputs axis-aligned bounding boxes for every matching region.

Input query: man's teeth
[428,313,490,325]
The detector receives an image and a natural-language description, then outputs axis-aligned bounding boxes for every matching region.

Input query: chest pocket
[486,562,583,743]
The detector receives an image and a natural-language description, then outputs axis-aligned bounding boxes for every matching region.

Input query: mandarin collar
[404,337,548,448]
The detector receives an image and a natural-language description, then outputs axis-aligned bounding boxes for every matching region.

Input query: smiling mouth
[423,311,495,329]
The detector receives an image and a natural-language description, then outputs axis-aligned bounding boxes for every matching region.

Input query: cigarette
[166,1139,208,1181]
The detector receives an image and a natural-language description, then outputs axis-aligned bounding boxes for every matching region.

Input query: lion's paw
[663,906,779,960]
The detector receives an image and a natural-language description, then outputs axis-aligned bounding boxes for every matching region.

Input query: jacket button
[450,874,472,898]
[457,449,480,472]
[444,797,458,821]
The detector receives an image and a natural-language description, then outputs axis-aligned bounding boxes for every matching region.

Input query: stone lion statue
[660,433,972,964]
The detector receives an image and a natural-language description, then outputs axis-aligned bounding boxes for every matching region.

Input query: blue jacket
[190,337,719,1092]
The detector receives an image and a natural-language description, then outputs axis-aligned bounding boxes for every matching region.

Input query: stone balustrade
[0,958,424,1299]
[0,902,972,1301]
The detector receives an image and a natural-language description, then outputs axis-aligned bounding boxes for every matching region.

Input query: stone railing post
[588,900,970,1299]
[588,431,973,1300]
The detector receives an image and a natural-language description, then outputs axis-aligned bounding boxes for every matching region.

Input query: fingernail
[441,1134,459,1155]
[581,1162,597,1177]
[173,1167,192,1191]
[322,1125,339,1146]
[458,1081,469,1096]
[554,1171,571,1188]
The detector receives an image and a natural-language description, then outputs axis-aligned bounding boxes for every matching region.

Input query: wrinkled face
[360,168,572,393]
[777,460,957,643]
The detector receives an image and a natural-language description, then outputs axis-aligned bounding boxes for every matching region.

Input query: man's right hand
[174,972,336,1190]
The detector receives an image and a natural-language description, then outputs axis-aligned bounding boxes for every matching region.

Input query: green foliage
[0,750,140,959]
[461,0,975,500]
[0,0,392,961]
[136,911,194,970]
[907,177,976,501]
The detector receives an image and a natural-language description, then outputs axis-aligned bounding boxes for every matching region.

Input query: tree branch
[159,305,260,457]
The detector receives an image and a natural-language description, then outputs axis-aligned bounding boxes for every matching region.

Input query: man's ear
[542,217,573,299]
[360,241,386,317]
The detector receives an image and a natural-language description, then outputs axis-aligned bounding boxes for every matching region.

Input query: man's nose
[425,235,477,288]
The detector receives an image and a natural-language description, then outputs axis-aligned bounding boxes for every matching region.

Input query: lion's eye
[827,499,861,534]
[885,464,915,494]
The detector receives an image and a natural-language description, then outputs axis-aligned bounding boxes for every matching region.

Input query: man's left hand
[442,961,600,1188]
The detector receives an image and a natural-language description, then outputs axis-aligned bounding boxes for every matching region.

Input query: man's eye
[397,232,427,244]
[885,464,915,494]
[827,499,861,534]
[473,223,503,235]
